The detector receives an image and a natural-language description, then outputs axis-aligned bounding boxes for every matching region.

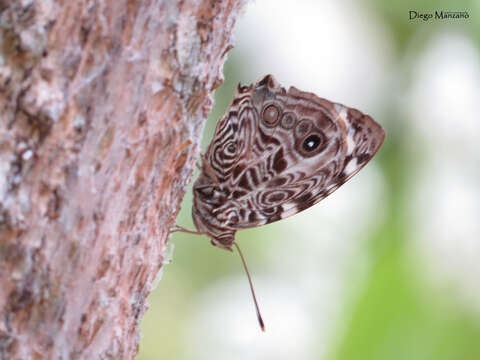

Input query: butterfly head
[210,236,235,251]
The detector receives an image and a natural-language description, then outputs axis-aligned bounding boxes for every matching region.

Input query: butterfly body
[192,75,385,250]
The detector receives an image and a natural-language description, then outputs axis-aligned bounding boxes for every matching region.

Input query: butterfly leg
[170,225,204,236]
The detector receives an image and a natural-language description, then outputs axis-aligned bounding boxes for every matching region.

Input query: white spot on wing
[343,157,358,176]
[334,104,355,155]
[334,104,348,122]
[345,134,355,155]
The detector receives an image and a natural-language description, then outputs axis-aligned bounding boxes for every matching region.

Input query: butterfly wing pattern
[192,75,385,250]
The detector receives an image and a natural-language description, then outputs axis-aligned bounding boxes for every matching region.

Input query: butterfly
[173,74,385,330]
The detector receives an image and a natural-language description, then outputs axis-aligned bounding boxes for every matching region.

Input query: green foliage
[137,2,480,359]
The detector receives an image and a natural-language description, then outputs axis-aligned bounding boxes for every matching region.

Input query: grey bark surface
[0,0,245,358]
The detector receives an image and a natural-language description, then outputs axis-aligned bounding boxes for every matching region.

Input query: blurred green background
[138,1,480,359]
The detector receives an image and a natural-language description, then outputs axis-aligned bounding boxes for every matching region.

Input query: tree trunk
[0,0,244,358]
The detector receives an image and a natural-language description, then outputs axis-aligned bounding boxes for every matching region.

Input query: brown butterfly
[174,75,385,331]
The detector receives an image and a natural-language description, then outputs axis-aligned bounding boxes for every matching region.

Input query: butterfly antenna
[233,242,265,332]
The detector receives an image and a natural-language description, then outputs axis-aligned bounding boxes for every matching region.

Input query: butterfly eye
[280,112,296,129]
[295,119,313,138]
[302,134,322,152]
[262,104,280,127]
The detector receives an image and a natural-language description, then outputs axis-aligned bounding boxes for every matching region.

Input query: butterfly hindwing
[193,75,385,248]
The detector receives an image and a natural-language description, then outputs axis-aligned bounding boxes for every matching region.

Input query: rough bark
[0,0,244,358]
